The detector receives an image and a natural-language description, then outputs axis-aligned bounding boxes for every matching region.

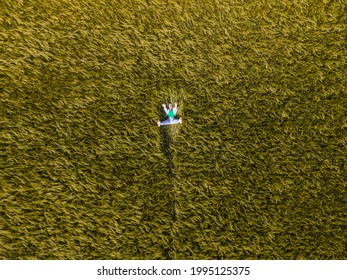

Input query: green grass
[1,0,346,259]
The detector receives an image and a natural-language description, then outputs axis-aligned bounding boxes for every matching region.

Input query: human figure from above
[157,102,182,126]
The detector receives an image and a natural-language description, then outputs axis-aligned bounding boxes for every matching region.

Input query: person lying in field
[157,102,182,126]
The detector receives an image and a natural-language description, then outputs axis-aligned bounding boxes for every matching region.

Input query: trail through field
[159,127,177,259]
[157,87,185,258]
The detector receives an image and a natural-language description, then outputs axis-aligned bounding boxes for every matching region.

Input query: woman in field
[157,103,182,126]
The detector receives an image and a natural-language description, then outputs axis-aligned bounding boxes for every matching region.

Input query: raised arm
[173,102,178,114]
[162,104,169,114]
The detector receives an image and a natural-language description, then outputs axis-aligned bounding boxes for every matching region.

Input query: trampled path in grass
[159,125,177,259]
[1,0,346,259]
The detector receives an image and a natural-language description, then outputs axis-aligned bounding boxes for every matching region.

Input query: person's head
[168,103,173,109]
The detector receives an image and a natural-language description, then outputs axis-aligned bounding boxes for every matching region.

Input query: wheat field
[1,0,346,259]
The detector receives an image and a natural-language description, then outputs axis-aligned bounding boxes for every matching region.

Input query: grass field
[1,0,346,259]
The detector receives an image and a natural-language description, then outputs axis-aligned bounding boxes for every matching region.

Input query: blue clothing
[160,117,180,126]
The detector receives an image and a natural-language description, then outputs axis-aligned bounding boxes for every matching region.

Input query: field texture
[1,0,347,259]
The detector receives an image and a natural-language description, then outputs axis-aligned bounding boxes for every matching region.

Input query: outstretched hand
[162,104,166,107]
[174,102,177,107]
